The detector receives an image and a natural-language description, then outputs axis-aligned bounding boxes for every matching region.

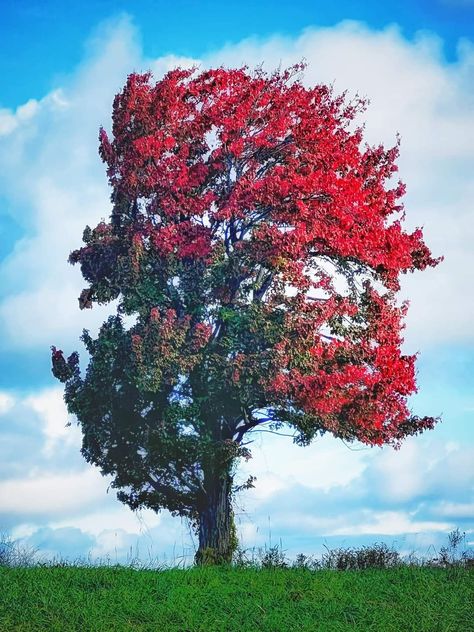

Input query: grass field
[0,564,472,631]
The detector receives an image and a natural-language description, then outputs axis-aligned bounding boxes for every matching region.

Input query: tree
[51,64,441,564]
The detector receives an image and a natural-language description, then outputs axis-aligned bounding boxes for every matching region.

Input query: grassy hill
[1,564,472,631]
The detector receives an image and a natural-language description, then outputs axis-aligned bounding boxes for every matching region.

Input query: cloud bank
[1,19,474,352]
[0,16,472,562]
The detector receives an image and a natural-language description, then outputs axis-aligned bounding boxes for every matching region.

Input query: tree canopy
[52,64,441,563]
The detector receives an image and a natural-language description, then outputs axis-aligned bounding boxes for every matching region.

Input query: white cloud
[50,506,161,536]
[0,468,108,516]
[244,471,290,501]
[201,23,474,351]
[89,528,129,558]
[148,54,200,77]
[434,502,474,519]
[85,515,193,563]
[25,387,82,456]
[0,99,39,136]
[240,432,370,502]
[330,510,453,536]
[0,18,473,561]
[1,20,473,350]
[367,440,428,503]
[0,16,141,350]
[0,392,15,414]
[374,437,474,504]
[234,430,473,554]
[10,523,38,539]
[2,389,470,561]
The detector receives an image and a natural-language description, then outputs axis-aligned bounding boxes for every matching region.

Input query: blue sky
[0,1,473,564]
[2,0,474,108]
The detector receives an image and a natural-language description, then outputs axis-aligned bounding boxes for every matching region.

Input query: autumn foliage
[52,64,440,563]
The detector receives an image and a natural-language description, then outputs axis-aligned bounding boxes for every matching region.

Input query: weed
[319,541,401,571]
[0,532,38,568]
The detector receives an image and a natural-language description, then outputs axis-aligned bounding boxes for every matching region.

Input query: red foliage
[65,64,441,448]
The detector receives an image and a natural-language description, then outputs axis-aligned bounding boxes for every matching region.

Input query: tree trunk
[195,468,235,565]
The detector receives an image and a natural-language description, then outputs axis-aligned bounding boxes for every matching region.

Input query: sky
[0,0,473,565]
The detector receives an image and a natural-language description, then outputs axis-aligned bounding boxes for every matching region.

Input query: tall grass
[0,531,38,568]
[0,530,472,631]
[1,564,472,631]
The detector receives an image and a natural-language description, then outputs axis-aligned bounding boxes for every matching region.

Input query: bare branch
[248,428,298,438]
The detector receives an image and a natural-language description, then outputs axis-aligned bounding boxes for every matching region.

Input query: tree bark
[195,468,235,565]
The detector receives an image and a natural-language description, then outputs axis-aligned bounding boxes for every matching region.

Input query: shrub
[428,529,474,569]
[320,542,401,571]
[0,532,38,568]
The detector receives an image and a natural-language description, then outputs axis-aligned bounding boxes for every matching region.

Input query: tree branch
[248,428,297,438]
[253,272,273,302]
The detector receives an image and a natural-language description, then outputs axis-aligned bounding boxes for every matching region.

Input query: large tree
[52,65,441,564]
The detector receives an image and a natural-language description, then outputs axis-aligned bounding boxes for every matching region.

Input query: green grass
[0,565,472,631]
